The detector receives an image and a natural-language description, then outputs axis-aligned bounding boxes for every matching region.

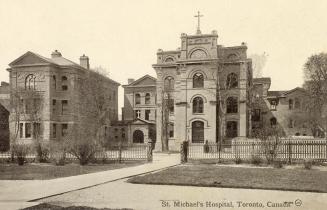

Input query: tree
[249,52,268,78]
[65,69,111,165]
[303,53,327,138]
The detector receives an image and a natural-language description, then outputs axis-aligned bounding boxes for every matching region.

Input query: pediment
[128,75,156,86]
[9,51,52,67]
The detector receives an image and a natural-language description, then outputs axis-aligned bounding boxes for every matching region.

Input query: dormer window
[270,99,278,110]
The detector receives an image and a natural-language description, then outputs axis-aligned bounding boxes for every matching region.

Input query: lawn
[0,162,143,180]
[23,203,132,210]
[128,164,327,193]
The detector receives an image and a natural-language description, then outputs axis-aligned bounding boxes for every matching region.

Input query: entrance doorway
[192,121,204,143]
[133,130,144,143]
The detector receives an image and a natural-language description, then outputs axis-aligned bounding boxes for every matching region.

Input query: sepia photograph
[0,0,327,209]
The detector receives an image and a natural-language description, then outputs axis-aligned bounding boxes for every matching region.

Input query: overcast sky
[1,0,327,113]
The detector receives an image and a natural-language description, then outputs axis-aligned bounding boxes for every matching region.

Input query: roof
[253,77,271,84]
[8,51,120,86]
[283,87,307,95]
[122,74,156,87]
[267,91,286,97]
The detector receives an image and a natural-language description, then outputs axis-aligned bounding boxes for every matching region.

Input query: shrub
[273,160,284,168]
[50,141,66,166]
[250,155,263,165]
[35,142,50,163]
[304,159,313,170]
[12,144,30,165]
[235,157,242,164]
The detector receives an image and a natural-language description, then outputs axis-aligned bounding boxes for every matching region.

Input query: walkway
[42,178,327,210]
[0,153,180,209]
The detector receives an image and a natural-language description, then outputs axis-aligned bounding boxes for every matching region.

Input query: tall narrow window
[52,123,57,138]
[52,75,56,90]
[145,93,151,104]
[61,124,68,137]
[192,97,203,113]
[252,109,261,121]
[19,123,23,138]
[61,100,68,115]
[193,73,204,88]
[226,73,238,89]
[25,74,36,90]
[289,119,294,128]
[25,123,31,138]
[164,76,174,91]
[226,97,238,113]
[289,99,293,110]
[61,76,68,91]
[270,117,277,127]
[165,99,174,113]
[145,110,150,120]
[135,93,141,105]
[52,99,56,114]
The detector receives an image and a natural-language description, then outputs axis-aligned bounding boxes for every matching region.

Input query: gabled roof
[9,51,80,68]
[267,91,286,97]
[122,74,156,88]
[283,87,307,96]
[129,118,155,125]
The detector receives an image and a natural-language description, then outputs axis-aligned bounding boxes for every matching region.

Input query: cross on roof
[194,11,203,34]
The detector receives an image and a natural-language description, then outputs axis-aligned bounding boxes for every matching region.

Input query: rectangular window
[61,100,68,115]
[52,123,57,138]
[33,122,41,138]
[62,85,68,91]
[19,123,23,138]
[61,124,68,137]
[52,99,56,114]
[166,99,174,113]
[145,110,150,120]
[52,75,56,90]
[169,123,174,138]
[25,123,31,138]
[270,100,277,110]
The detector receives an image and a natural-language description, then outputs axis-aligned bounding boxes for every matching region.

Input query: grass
[22,203,132,210]
[128,164,327,193]
[0,162,143,180]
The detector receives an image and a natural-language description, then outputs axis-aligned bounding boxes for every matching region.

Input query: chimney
[79,54,90,69]
[128,78,135,84]
[51,50,62,58]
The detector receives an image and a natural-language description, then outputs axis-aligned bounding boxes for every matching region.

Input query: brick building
[108,75,156,147]
[7,50,119,145]
[253,78,324,137]
[153,29,253,151]
[0,81,10,151]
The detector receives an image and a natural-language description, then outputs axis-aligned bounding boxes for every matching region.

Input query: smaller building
[0,82,10,151]
[107,75,157,147]
[252,78,313,137]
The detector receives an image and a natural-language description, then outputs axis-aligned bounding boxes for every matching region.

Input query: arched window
[270,117,277,127]
[164,76,174,91]
[227,54,238,60]
[193,97,204,113]
[289,99,293,110]
[25,74,36,90]
[226,97,238,113]
[135,93,141,105]
[193,73,204,88]
[294,98,300,109]
[190,49,207,59]
[165,57,174,63]
[145,93,151,104]
[226,73,238,89]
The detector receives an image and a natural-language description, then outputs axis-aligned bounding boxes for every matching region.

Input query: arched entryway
[192,121,204,143]
[133,130,144,143]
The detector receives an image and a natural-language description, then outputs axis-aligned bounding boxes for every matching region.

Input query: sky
[1,0,327,114]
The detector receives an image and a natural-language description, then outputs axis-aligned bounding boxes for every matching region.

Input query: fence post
[181,141,188,163]
[118,142,122,163]
[147,142,153,162]
[288,140,292,164]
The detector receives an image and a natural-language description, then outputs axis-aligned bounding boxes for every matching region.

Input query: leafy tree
[303,53,327,138]
[249,52,268,78]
